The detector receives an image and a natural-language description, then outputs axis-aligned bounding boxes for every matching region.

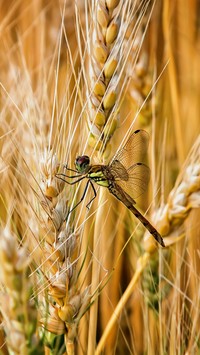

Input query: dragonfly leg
[64,167,80,173]
[56,175,85,185]
[66,179,90,219]
[56,166,84,179]
[56,172,83,178]
[86,181,97,210]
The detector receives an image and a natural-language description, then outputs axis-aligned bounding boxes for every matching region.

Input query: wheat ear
[0,227,40,354]
[87,0,124,157]
[38,150,91,354]
[144,135,200,252]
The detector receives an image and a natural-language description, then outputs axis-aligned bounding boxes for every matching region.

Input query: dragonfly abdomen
[128,205,165,247]
[108,181,165,247]
[108,181,136,205]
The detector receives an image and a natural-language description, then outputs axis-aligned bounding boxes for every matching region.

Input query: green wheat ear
[0,228,40,354]
[142,251,171,311]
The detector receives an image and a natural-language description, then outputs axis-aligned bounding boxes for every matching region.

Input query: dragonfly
[57,129,165,247]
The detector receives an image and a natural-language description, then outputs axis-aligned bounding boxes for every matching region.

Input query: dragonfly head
[75,155,90,173]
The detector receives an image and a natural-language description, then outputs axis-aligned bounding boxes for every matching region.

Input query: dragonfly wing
[109,160,129,181]
[110,129,149,170]
[116,162,150,200]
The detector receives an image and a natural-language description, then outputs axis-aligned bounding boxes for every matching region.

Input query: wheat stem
[95,252,150,354]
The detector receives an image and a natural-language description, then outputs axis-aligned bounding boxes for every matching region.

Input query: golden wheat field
[0,0,200,354]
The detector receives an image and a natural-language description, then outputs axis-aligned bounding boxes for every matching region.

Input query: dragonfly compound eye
[75,155,90,172]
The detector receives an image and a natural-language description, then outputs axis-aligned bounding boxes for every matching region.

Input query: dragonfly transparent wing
[109,160,129,181]
[110,161,150,200]
[110,129,149,171]
[109,129,150,200]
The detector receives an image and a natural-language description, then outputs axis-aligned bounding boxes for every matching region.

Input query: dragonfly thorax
[75,155,90,173]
